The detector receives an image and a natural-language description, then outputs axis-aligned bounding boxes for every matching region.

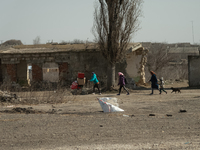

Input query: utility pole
[191,21,194,44]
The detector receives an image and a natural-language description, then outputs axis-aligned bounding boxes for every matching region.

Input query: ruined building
[0,43,148,88]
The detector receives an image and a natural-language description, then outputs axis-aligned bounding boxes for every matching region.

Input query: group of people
[88,70,166,95]
[149,71,167,95]
[88,71,129,95]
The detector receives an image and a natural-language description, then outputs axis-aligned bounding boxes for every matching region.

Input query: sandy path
[0,88,200,149]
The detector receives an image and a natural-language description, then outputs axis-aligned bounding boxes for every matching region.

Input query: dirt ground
[1,81,200,150]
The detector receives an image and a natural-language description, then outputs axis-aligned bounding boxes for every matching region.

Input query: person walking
[88,72,101,95]
[149,71,159,95]
[117,72,129,95]
[159,77,167,94]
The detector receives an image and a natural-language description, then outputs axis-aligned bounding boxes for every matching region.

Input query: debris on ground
[123,114,134,118]
[179,109,187,113]
[97,97,124,113]
[0,90,18,102]
[0,107,45,114]
[149,114,155,116]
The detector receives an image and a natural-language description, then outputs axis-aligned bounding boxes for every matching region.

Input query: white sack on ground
[97,97,124,113]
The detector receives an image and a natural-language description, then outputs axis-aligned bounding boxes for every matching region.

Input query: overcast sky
[0,0,200,45]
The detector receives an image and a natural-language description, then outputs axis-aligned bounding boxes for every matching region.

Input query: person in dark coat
[117,72,129,95]
[149,71,159,95]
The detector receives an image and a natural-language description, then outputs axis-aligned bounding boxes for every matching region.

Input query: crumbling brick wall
[58,62,68,82]
[32,64,43,82]
[6,64,17,82]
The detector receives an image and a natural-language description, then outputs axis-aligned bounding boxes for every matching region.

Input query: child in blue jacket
[89,72,101,95]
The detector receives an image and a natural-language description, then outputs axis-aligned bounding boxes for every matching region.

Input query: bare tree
[33,36,41,45]
[93,0,143,88]
[145,43,177,80]
[146,43,169,72]
[72,39,84,44]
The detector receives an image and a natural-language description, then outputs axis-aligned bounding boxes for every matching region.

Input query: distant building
[168,46,199,63]
[140,42,199,80]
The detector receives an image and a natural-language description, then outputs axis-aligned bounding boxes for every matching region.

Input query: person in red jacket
[117,72,129,95]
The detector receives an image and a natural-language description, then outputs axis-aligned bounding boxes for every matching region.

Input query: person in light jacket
[159,77,167,94]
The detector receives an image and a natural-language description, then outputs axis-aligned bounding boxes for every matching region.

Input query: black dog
[171,87,181,93]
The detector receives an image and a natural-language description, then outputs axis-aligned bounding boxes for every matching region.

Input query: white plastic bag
[97,97,124,113]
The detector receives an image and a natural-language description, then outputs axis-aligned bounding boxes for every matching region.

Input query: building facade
[0,43,148,88]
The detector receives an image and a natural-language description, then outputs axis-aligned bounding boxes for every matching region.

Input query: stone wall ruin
[0,44,148,89]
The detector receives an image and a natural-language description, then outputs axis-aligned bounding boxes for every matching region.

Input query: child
[88,72,101,95]
[159,77,167,94]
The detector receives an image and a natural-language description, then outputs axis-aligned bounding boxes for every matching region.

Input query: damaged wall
[17,60,27,82]
[0,45,147,88]
[126,51,142,81]
[66,51,109,86]
[43,62,59,82]
[188,56,200,87]
[125,45,149,85]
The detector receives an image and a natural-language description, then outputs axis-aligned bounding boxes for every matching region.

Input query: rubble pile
[13,107,33,113]
[1,39,23,46]
[1,107,45,114]
[0,90,17,102]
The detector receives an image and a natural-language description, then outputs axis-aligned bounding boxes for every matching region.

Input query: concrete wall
[0,49,143,87]
[63,51,130,87]
[66,51,108,86]
[188,56,200,87]
[58,62,69,83]
[32,64,43,82]
[17,60,27,81]
[6,64,17,82]
[168,53,199,62]
[126,51,142,81]
[43,62,59,82]
[0,61,3,83]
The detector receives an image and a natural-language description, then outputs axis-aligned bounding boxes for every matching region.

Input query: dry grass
[0,80,75,105]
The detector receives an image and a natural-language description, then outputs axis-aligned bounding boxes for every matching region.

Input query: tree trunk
[107,62,116,89]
